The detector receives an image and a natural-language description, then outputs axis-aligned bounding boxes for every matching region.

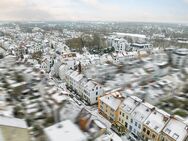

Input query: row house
[142,108,170,141]
[117,96,142,133]
[61,68,104,105]
[129,102,154,138]
[98,91,124,123]
[160,116,188,141]
[98,92,188,141]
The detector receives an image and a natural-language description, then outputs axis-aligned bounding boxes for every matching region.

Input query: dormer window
[165,128,171,134]
[154,126,159,130]
[172,133,179,140]
[146,121,150,125]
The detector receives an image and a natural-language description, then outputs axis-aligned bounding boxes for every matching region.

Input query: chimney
[163,116,169,122]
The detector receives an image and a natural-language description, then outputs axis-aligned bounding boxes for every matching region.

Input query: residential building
[171,48,188,69]
[160,116,188,141]
[142,108,170,141]
[44,120,87,141]
[98,92,124,123]
[117,96,142,133]
[129,102,154,138]
[130,43,152,51]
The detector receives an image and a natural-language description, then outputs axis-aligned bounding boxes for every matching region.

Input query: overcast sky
[0,0,188,23]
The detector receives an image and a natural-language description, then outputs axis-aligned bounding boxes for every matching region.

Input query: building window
[172,133,179,140]
[129,125,132,131]
[152,134,156,139]
[147,130,150,135]
[122,113,124,117]
[135,122,137,127]
[143,127,146,132]
[165,128,171,134]
[125,122,128,128]
[138,124,141,129]
[131,119,133,123]
[120,111,121,115]
[126,116,128,120]
[96,92,98,95]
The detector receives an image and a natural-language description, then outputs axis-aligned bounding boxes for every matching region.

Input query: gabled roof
[100,92,123,111]
[144,109,170,133]
[163,116,188,141]
[120,96,142,114]
[131,102,154,123]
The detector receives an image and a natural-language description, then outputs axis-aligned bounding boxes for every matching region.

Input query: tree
[32,51,43,64]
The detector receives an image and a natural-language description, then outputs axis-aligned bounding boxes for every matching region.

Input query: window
[131,119,133,123]
[96,92,98,95]
[120,112,121,115]
[154,126,159,130]
[122,113,124,117]
[138,124,141,129]
[152,134,156,139]
[96,97,98,101]
[165,128,171,134]
[143,127,146,132]
[135,122,137,127]
[172,133,179,140]
[147,130,150,135]
[126,116,129,120]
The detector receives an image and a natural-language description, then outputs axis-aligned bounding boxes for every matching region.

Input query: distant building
[171,48,188,69]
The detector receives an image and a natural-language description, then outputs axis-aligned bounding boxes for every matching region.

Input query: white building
[142,108,170,141]
[44,120,87,141]
[161,116,188,141]
[129,102,154,138]
[171,48,188,69]
[59,67,104,105]
[117,96,142,132]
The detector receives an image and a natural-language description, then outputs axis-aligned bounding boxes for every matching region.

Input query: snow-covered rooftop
[44,120,87,141]
[100,92,123,111]
[131,102,154,123]
[120,96,142,114]
[144,109,170,133]
[163,116,188,141]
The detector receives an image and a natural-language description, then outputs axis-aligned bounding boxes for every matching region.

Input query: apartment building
[160,116,188,141]
[98,92,124,123]
[129,102,154,138]
[117,96,142,133]
[142,108,170,141]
